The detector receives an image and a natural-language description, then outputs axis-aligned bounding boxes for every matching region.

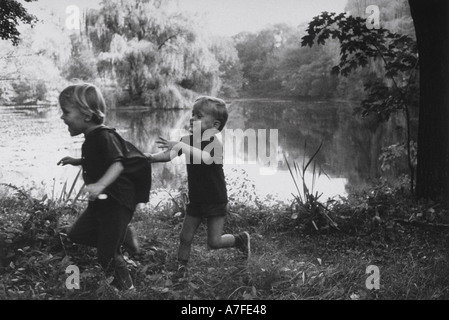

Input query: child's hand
[58,157,80,166]
[156,136,179,151]
[85,183,106,201]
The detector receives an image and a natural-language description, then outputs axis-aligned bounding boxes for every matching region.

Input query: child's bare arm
[58,157,82,166]
[85,161,124,201]
[177,142,213,163]
[156,136,214,164]
[145,150,171,163]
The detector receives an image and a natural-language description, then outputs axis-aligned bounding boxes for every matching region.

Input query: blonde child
[58,83,148,291]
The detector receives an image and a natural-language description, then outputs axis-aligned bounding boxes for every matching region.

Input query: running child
[147,96,250,278]
[58,83,150,291]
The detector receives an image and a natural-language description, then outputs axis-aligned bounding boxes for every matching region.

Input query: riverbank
[1,181,448,300]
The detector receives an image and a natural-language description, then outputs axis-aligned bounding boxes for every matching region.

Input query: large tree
[0,0,38,45]
[408,0,449,204]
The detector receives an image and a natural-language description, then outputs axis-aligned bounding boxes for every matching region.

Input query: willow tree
[85,0,221,107]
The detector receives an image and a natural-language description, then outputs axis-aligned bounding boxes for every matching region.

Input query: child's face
[60,103,90,136]
[190,103,219,134]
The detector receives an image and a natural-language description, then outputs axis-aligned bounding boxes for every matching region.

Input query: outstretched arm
[156,136,214,164]
[145,150,171,163]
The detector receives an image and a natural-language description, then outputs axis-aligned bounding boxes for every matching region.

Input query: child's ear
[84,114,93,122]
[213,120,221,130]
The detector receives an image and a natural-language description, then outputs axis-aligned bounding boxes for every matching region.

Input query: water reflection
[0,100,409,203]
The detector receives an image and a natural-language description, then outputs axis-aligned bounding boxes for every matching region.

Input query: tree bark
[409,0,449,204]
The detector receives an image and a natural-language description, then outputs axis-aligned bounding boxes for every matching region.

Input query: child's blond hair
[194,96,228,131]
[59,83,106,124]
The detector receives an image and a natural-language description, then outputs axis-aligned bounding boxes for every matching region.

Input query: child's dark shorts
[186,202,228,218]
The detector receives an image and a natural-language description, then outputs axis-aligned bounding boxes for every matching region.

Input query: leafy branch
[0,0,38,46]
[301,12,419,193]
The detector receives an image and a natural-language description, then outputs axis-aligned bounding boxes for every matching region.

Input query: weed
[284,141,338,232]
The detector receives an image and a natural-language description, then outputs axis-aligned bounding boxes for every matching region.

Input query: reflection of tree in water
[107,109,189,151]
[325,109,411,192]
[228,99,411,192]
[228,100,341,171]
[100,100,413,193]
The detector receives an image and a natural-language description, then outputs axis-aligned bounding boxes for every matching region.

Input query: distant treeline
[0,0,414,107]
[234,0,415,100]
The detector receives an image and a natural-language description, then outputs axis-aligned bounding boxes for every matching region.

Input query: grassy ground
[1,183,449,300]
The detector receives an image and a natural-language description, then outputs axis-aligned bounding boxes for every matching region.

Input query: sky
[174,0,348,36]
[26,0,348,37]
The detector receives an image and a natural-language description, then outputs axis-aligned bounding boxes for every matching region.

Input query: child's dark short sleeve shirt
[178,135,227,204]
[81,126,136,211]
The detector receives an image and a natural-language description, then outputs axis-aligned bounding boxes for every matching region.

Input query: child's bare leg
[207,215,251,259]
[206,215,235,249]
[122,225,140,255]
[177,214,202,264]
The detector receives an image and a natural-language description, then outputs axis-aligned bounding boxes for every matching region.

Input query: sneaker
[122,226,141,255]
[110,277,136,292]
[111,266,134,291]
[235,231,251,260]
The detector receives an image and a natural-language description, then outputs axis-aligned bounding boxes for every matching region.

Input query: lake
[0,99,409,205]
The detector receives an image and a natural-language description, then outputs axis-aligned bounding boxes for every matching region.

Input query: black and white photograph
[1,0,448,303]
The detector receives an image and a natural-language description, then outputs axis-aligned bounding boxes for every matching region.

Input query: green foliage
[0,0,38,46]
[63,35,98,82]
[301,12,418,79]
[234,25,292,95]
[0,7,71,105]
[277,39,340,98]
[84,0,230,106]
[379,141,417,172]
[234,23,362,99]
[232,1,417,101]
[209,36,244,98]
[11,80,46,104]
[0,0,242,108]
[302,11,419,192]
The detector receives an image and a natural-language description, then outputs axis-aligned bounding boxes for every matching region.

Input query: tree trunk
[409,0,449,204]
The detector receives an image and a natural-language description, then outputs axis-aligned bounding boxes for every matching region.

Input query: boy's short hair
[194,96,228,131]
[59,83,106,125]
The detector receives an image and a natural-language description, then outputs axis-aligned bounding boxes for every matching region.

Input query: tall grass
[284,141,338,231]
[51,168,85,206]
[0,168,86,207]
